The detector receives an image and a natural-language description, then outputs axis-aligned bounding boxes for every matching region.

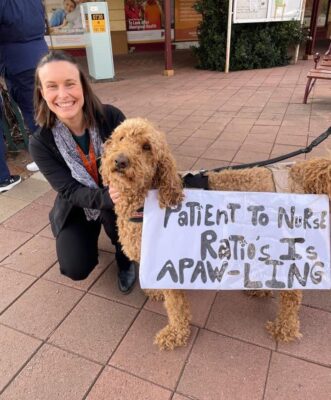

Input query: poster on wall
[233,0,303,24]
[125,0,174,43]
[174,0,201,41]
[44,0,97,48]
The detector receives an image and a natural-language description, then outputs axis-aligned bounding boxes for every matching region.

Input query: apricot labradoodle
[101,117,329,350]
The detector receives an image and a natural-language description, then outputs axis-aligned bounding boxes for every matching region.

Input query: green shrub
[193,0,305,71]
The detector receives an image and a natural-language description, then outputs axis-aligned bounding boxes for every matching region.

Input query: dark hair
[65,0,76,8]
[34,51,104,128]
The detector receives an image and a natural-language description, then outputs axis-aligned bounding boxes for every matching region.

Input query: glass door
[317,0,331,39]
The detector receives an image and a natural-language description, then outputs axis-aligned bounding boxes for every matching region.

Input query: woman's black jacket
[29,104,125,237]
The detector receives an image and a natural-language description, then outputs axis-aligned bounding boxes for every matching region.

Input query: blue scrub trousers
[0,131,10,181]
[5,68,37,133]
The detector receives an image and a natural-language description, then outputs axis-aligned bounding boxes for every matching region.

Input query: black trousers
[56,207,131,281]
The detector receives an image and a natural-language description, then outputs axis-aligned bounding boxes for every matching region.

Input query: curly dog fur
[101,117,329,349]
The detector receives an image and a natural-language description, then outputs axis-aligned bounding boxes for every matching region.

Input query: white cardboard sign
[140,190,331,290]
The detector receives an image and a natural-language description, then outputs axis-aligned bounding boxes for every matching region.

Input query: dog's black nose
[115,154,130,170]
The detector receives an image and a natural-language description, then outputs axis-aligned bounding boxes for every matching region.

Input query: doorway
[305,0,331,40]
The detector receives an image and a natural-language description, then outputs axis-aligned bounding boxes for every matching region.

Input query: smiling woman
[37,61,85,132]
[29,51,137,294]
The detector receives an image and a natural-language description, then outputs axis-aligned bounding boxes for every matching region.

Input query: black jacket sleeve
[29,134,114,210]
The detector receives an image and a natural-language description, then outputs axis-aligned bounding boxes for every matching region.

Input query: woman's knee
[55,210,100,281]
[58,252,98,280]
[57,248,99,281]
[60,265,93,281]
[56,237,99,281]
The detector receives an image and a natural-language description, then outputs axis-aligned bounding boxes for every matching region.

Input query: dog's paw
[154,324,190,350]
[266,319,302,342]
[246,290,272,298]
[144,289,164,302]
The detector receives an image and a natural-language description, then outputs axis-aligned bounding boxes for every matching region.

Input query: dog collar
[128,207,144,223]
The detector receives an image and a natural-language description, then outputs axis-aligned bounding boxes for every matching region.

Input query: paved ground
[1,50,331,400]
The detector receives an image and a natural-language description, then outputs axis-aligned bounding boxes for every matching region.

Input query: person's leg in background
[5,69,36,133]
[5,69,39,172]
[0,130,21,192]
[100,208,136,293]
[0,128,11,181]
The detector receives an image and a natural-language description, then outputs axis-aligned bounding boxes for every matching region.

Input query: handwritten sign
[140,190,331,290]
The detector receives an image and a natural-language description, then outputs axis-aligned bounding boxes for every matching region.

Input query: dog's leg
[266,290,302,342]
[144,289,164,302]
[154,290,191,350]
[246,290,272,298]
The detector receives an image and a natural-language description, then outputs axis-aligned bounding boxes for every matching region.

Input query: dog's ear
[100,138,113,186]
[153,137,184,208]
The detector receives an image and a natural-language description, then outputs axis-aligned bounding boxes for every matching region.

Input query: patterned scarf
[52,119,103,221]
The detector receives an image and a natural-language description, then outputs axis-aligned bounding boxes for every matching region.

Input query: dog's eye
[119,136,124,141]
[142,143,151,151]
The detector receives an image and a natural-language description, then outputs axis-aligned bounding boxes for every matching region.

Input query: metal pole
[294,0,306,63]
[225,0,234,73]
[164,0,174,76]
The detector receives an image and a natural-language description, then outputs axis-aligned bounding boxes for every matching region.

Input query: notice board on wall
[233,0,303,24]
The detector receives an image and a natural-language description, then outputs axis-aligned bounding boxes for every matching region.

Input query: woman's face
[64,0,75,13]
[38,60,85,127]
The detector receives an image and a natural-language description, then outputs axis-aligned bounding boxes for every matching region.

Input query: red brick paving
[1,49,331,399]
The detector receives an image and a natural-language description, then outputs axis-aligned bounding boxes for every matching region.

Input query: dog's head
[101,118,183,207]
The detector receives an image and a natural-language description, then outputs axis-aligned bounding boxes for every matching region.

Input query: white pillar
[225,0,234,73]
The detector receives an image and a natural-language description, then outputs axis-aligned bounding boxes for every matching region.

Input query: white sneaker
[26,162,39,172]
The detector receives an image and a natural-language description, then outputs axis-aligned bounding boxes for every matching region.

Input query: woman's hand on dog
[109,185,121,204]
